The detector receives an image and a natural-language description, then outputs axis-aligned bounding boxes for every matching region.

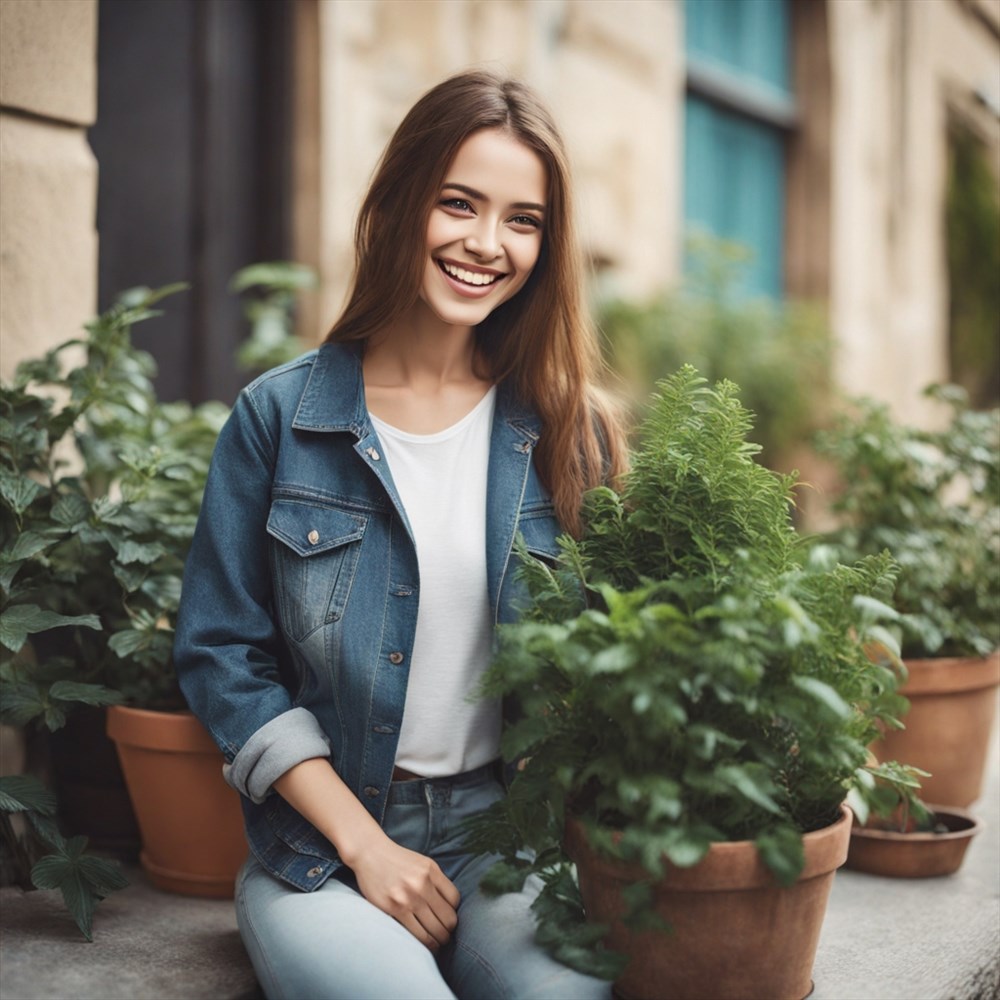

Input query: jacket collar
[292,342,369,435]
[291,340,542,438]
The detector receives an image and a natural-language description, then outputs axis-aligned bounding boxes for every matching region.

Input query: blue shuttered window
[683,0,794,300]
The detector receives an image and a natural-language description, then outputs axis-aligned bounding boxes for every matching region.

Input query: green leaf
[0,605,102,653]
[78,854,130,896]
[792,676,851,719]
[755,826,805,887]
[0,473,45,515]
[115,539,166,565]
[31,836,128,941]
[49,681,123,708]
[662,828,710,868]
[107,628,152,659]
[0,774,57,815]
[229,261,316,293]
[0,680,48,726]
[5,531,51,562]
[717,765,782,815]
[479,859,530,896]
[588,644,636,675]
[51,493,91,527]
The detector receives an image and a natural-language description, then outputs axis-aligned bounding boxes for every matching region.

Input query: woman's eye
[510,215,542,230]
[441,198,473,212]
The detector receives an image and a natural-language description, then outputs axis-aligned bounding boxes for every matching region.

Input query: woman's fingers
[352,839,460,950]
[432,867,461,910]
[412,897,453,949]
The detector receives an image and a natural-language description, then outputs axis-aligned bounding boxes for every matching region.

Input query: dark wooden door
[90,0,292,404]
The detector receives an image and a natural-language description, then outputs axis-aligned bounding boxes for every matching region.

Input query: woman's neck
[362,302,492,433]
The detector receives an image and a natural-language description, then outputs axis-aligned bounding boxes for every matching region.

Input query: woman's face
[418,128,547,330]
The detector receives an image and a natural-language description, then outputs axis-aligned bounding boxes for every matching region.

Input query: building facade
[2,0,998,424]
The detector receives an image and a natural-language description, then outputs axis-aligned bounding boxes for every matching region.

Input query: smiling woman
[174,69,627,1000]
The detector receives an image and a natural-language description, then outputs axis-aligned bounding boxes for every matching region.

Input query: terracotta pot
[845,804,981,878]
[871,652,999,807]
[106,706,247,898]
[565,805,852,1000]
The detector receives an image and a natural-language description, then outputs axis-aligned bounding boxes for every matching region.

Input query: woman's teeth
[440,261,500,286]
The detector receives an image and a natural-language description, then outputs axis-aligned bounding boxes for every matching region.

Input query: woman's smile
[435,258,508,296]
[418,128,547,328]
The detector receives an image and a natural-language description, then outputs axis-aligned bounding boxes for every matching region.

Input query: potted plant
[465,367,908,999]
[815,386,1000,808]
[844,762,982,879]
[0,286,244,901]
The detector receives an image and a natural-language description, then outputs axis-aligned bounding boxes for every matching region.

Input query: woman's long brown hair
[325,70,627,535]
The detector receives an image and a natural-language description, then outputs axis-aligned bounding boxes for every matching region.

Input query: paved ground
[2,721,997,1000]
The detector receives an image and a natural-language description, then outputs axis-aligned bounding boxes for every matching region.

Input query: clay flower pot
[565,804,852,1000]
[871,652,1000,807]
[107,706,247,898]
[845,804,982,878]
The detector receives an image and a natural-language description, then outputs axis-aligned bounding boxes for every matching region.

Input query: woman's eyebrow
[442,182,546,214]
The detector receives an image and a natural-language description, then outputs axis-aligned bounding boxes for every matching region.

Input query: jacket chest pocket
[266,499,368,642]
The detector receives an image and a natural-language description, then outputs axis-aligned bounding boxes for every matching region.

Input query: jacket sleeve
[174,387,330,803]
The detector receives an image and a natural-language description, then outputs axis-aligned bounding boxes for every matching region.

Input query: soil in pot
[565,805,852,1000]
[845,804,982,878]
[107,706,247,898]
[870,652,999,808]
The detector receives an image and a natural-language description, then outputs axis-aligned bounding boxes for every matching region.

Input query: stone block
[0,0,97,125]
[0,113,97,380]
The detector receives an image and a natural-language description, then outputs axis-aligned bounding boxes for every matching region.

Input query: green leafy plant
[465,367,908,978]
[0,284,228,717]
[815,384,1000,658]
[0,774,128,940]
[848,760,935,834]
[598,235,831,470]
[230,261,316,373]
[0,285,226,937]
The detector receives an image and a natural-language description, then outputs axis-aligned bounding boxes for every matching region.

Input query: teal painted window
[683,0,793,300]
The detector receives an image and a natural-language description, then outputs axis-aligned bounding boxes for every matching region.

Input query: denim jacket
[174,342,561,891]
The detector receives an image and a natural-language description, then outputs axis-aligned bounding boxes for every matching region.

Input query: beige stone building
[2,0,998,424]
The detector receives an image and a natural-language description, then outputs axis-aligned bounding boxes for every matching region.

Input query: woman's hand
[272,757,459,950]
[348,836,460,951]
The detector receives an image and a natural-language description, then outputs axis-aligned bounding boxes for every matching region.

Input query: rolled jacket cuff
[223,707,331,804]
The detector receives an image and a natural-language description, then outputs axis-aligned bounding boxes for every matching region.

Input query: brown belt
[391,765,424,782]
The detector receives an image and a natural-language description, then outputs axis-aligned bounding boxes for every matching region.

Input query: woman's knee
[236,860,455,1000]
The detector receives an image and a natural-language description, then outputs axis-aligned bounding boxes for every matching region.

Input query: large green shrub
[466,367,906,978]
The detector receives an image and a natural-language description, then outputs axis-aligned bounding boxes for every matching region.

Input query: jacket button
[364,786,380,797]
[307,530,319,545]
[366,447,381,461]
[306,866,323,878]
[389,651,404,664]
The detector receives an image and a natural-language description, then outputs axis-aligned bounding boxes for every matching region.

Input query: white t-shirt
[370,387,500,776]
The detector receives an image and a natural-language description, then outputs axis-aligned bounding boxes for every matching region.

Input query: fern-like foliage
[468,366,907,978]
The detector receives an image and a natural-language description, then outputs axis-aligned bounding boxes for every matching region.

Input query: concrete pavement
[2,718,997,1000]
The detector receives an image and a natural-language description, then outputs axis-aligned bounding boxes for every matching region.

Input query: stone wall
[0,0,99,381]
[297,0,999,424]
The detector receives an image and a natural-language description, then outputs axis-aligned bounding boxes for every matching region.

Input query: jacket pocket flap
[267,500,367,557]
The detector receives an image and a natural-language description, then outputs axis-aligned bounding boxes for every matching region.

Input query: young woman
[174,69,627,999]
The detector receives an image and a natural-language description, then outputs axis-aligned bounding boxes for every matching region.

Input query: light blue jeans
[235,764,612,1000]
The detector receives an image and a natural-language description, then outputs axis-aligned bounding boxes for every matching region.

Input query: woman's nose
[464,221,501,260]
